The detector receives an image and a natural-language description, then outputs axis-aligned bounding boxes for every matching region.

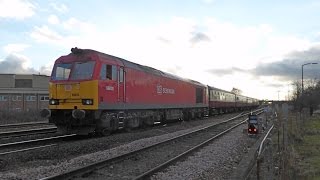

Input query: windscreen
[51,61,96,80]
[51,63,72,80]
[70,61,95,80]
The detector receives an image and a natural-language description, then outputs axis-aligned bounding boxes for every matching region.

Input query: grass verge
[291,115,320,179]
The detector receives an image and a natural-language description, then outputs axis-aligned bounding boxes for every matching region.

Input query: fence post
[257,158,260,180]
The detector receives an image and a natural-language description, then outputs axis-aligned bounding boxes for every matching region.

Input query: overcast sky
[1,0,320,100]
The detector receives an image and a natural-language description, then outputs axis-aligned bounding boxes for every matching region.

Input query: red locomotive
[41,48,259,135]
[41,48,209,135]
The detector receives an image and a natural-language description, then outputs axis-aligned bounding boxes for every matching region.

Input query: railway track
[0,113,239,158]
[42,109,263,180]
[0,121,52,129]
[0,134,77,156]
[0,126,57,139]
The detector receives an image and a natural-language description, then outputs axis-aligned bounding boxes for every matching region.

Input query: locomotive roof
[69,48,206,87]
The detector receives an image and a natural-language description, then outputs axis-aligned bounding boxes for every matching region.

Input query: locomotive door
[99,64,118,103]
[118,66,125,102]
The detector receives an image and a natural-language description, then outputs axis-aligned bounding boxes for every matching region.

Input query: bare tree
[291,80,301,102]
[292,78,320,114]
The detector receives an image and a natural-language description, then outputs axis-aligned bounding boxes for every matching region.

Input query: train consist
[41,48,259,135]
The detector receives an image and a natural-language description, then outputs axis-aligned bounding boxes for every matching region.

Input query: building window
[0,95,8,101]
[15,79,32,88]
[25,95,36,101]
[40,96,49,101]
[12,95,22,101]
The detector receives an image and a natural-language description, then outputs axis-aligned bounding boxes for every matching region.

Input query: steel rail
[134,111,264,179]
[0,121,52,129]
[0,127,57,138]
[0,144,57,156]
[0,134,76,149]
[42,109,263,180]
[134,120,248,179]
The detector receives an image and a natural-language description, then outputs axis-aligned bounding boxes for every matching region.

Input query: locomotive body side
[98,54,208,110]
[44,48,208,135]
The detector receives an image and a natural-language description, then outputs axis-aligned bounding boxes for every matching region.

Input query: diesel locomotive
[41,48,258,135]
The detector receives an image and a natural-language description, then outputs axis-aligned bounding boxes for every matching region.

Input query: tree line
[291,79,320,115]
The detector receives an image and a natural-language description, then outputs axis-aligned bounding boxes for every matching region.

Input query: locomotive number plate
[64,84,72,91]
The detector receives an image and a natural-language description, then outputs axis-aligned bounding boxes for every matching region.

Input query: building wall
[0,74,49,111]
[0,74,15,88]
[33,75,49,88]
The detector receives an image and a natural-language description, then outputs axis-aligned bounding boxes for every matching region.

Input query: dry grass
[289,114,320,179]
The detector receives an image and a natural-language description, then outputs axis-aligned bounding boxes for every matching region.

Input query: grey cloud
[288,46,320,60]
[157,37,171,44]
[190,32,211,45]
[252,45,320,80]
[252,60,300,78]
[261,81,286,88]
[39,66,52,76]
[206,67,245,76]
[0,54,50,75]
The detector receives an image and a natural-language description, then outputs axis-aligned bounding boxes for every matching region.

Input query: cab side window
[119,67,124,83]
[100,64,117,81]
[106,65,112,80]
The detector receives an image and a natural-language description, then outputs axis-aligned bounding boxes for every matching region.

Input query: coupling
[72,109,86,119]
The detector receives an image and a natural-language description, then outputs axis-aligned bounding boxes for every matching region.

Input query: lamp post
[301,62,318,94]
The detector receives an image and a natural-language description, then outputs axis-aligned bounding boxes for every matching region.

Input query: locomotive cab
[42,48,129,135]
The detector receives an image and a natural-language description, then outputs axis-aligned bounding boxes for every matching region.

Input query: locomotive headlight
[49,99,59,105]
[82,99,93,105]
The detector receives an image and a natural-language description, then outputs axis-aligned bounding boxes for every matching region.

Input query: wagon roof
[208,86,234,94]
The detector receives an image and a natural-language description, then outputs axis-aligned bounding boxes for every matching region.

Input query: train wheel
[97,113,118,136]
[183,111,190,121]
[143,116,155,127]
[101,128,112,136]
[124,115,140,131]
